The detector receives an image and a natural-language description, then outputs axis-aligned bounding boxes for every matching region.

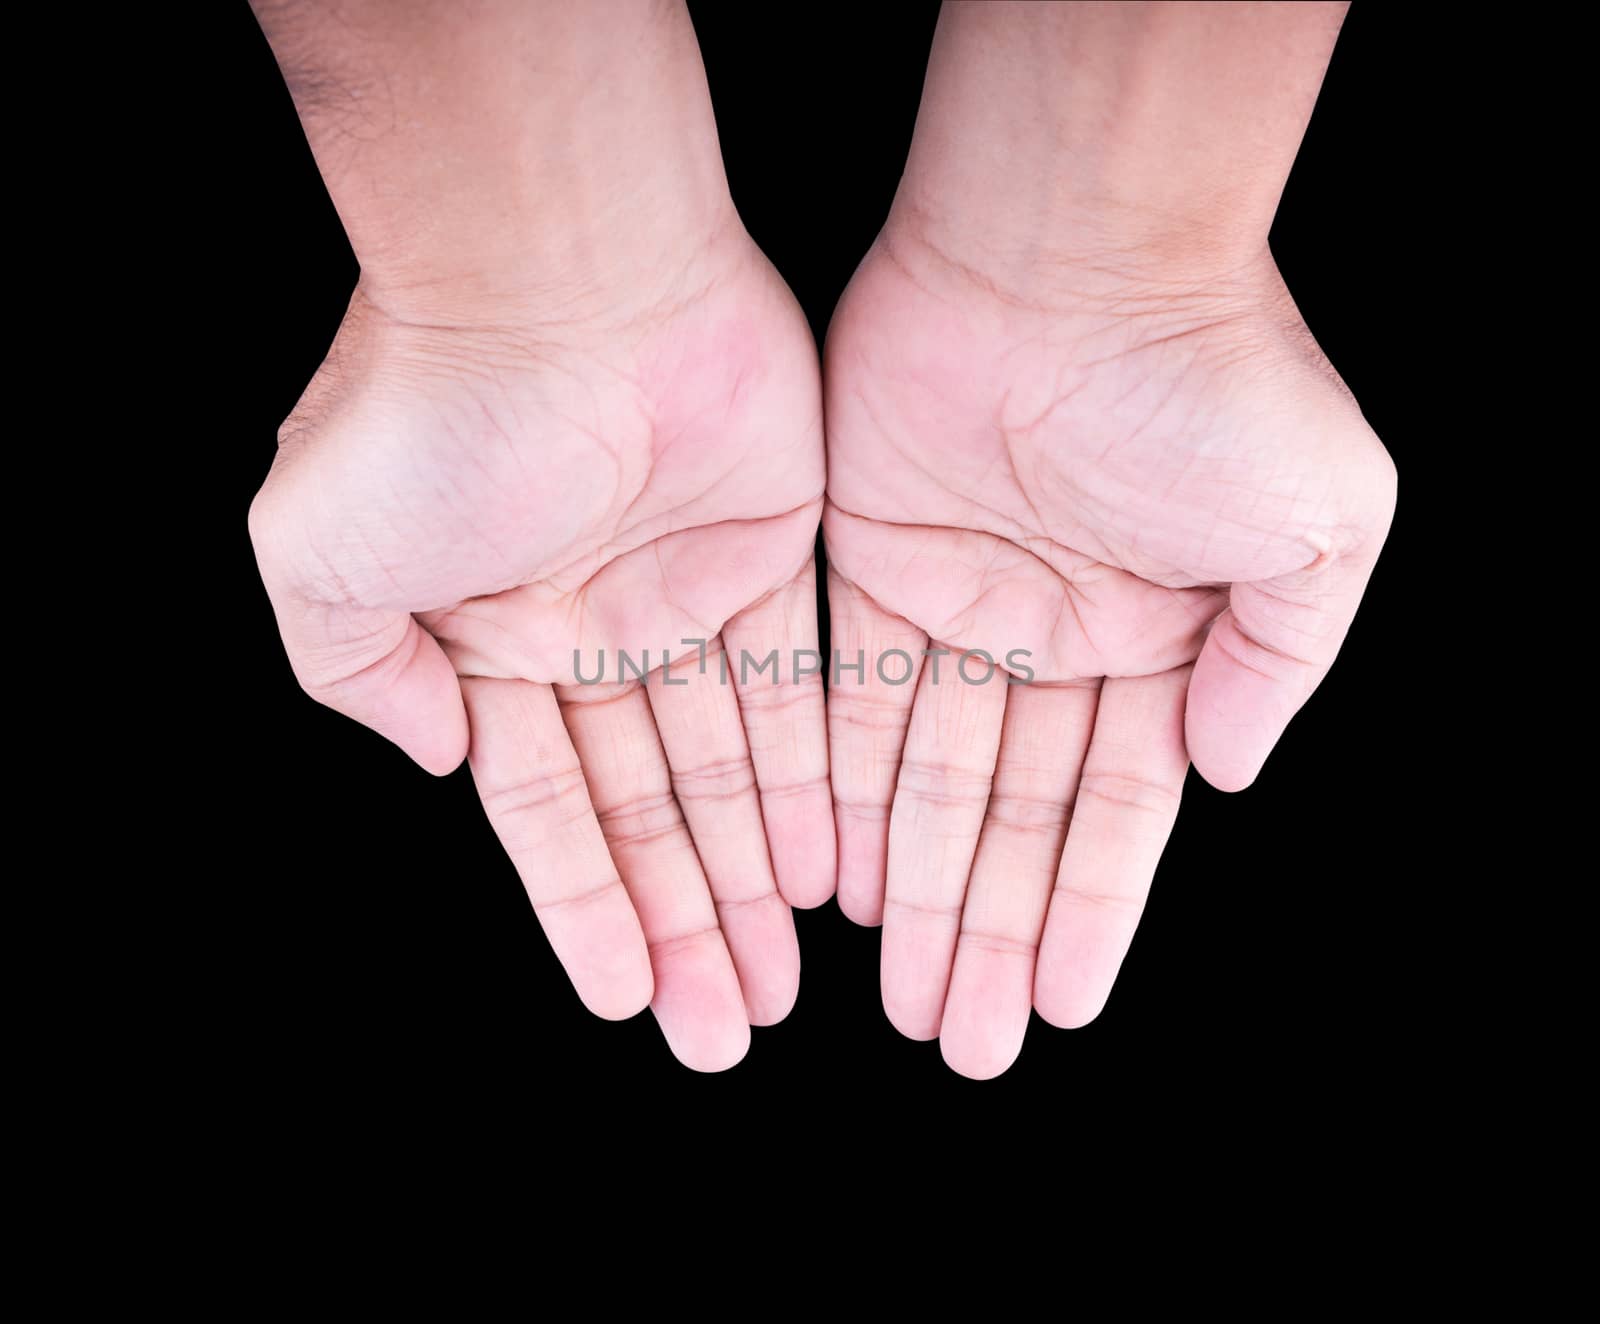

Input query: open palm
[823,229,1395,1077]
[250,229,834,1070]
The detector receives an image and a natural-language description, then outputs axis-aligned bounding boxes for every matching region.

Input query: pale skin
[249,1,1395,1077]
[826,0,1395,1076]
[248,0,833,1072]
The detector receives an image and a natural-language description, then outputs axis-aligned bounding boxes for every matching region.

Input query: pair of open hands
[249,192,1394,1076]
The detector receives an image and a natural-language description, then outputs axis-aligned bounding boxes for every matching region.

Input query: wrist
[264,0,737,326]
[352,152,741,331]
[885,0,1346,301]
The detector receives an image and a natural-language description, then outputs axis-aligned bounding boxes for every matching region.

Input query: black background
[194,2,1489,1143]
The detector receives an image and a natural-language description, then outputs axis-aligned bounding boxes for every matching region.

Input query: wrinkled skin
[250,225,835,1071]
[823,224,1396,1077]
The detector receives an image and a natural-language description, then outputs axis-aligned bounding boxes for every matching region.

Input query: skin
[248,1,834,1071]
[824,1,1396,1077]
[250,0,1397,1079]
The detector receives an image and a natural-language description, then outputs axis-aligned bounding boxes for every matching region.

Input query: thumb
[249,492,469,778]
[1185,445,1396,793]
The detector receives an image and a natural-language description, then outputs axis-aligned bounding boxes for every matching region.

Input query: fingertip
[779,873,837,911]
[883,1006,939,1042]
[763,792,838,909]
[837,890,884,928]
[649,933,753,1072]
[1183,700,1269,794]
[409,734,469,778]
[1033,951,1115,1030]
[717,896,801,1027]
[881,981,941,1041]
[403,713,470,777]
[939,950,1033,1079]
[1189,748,1261,794]
[372,624,470,776]
[662,1013,752,1074]
[580,967,655,1022]
[745,967,799,1028]
[775,819,837,908]
[1032,987,1109,1032]
[833,814,887,926]
[939,1027,1024,1081]
[564,923,656,1022]
[772,831,838,911]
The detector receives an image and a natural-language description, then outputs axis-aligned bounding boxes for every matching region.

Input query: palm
[253,234,835,1070]
[821,235,1393,1076]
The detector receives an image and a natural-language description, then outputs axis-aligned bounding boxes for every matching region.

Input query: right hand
[823,216,1396,1077]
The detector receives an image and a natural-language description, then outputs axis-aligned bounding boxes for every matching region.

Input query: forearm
[893,0,1348,284]
[250,0,733,318]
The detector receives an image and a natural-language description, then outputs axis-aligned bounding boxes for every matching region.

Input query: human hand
[822,1,1395,1077]
[248,2,833,1071]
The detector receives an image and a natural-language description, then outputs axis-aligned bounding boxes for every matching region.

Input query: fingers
[825,569,927,925]
[881,643,1007,1040]
[461,677,652,1019]
[555,678,750,1072]
[721,560,836,909]
[1186,444,1397,792]
[1034,668,1190,1030]
[938,680,1098,1079]
[256,584,469,777]
[644,640,800,1027]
